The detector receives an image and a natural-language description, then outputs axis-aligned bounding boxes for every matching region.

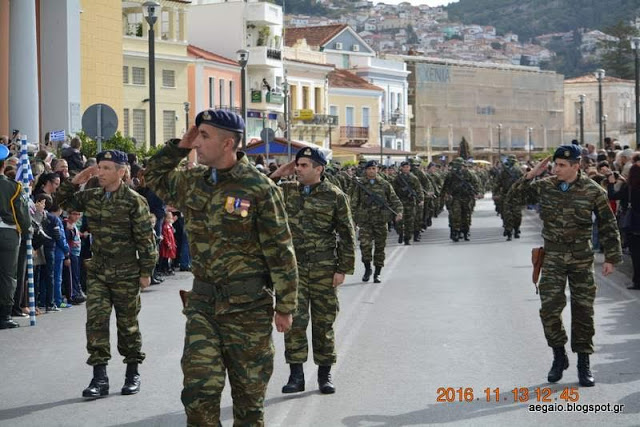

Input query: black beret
[195,109,244,134]
[365,160,378,168]
[400,161,410,167]
[296,146,327,166]
[553,145,581,161]
[96,150,128,165]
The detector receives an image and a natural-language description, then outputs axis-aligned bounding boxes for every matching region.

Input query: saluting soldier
[270,147,355,395]
[349,160,403,283]
[0,145,30,330]
[144,110,298,426]
[508,145,622,387]
[392,161,424,245]
[57,150,157,398]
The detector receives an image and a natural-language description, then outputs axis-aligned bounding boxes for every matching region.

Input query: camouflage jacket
[144,142,298,314]
[279,179,355,275]
[57,180,157,277]
[349,176,402,224]
[508,171,622,264]
[411,166,436,197]
[494,165,523,196]
[392,172,424,204]
[441,169,480,199]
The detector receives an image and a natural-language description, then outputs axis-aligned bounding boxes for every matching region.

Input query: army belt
[543,240,591,252]
[192,277,267,298]
[296,249,335,263]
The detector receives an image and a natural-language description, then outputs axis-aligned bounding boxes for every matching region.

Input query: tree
[458,137,471,160]
[599,20,640,79]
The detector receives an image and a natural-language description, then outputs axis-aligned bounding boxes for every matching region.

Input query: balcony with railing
[247,46,283,68]
[245,1,282,26]
[339,126,369,146]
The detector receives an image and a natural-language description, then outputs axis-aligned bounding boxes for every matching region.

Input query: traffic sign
[82,103,118,152]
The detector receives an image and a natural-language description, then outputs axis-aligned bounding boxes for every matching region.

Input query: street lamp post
[579,94,585,145]
[528,127,533,161]
[282,78,291,161]
[143,1,160,148]
[595,68,605,149]
[236,49,249,149]
[603,114,608,141]
[379,118,385,164]
[497,123,502,161]
[632,37,640,148]
[184,101,190,130]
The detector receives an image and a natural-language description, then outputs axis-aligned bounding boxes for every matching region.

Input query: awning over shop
[245,138,308,155]
[331,145,417,164]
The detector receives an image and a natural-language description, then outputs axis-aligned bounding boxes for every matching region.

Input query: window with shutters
[229,81,235,108]
[123,109,130,137]
[132,67,145,85]
[162,69,175,88]
[219,79,226,108]
[123,66,129,84]
[132,109,146,144]
[163,110,176,141]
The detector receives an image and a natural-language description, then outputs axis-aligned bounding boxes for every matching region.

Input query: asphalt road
[1,196,639,426]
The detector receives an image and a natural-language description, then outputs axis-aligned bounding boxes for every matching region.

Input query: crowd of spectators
[1,132,192,318]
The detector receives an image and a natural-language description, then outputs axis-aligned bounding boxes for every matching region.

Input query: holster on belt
[179,290,189,308]
[531,246,545,294]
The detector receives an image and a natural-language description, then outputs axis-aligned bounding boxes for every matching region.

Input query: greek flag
[16,137,34,183]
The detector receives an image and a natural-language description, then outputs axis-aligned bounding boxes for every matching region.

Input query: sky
[377,0,460,6]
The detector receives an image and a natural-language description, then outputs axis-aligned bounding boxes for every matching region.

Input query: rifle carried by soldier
[352,177,399,217]
[397,173,418,201]
[452,170,477,197]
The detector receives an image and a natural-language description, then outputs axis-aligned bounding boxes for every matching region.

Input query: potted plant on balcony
[257,26,270,47]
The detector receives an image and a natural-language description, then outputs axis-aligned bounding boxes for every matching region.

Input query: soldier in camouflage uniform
[57,150,157,399]
[393,161,424,245]
[508,145,622,387]
[270,147,355,395]
[410,158,436,239]
[349,160,403,283]
[440,158,480,242]
[144,110,298,426]
[494,155,524,240]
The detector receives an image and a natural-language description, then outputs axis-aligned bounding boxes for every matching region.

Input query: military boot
[373,266,382,283]
[121,363,141,395]
[505,230,512,241]
[282,363,305,393]
[413,231,421,242]
[398,234,404,244]
[514,228,521,239]
[318,365,335,394]
[547,347,569,383]
[82,364,109,399]
[362,262,372,282]
[0,306,19,329]
[404,237,411,245]
[577,353,595,387]
[452,230,460,242]
[449,229,455,241]
[463,231,470,241]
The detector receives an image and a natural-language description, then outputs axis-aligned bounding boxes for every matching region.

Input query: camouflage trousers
[285,262,338,366]
[413,203,424,233]
[500,194,523,232]
[359,221,388,267]
[85,265,145,366]
[539,249,596,354]
[181,293,274,427]
[447,197,473,231]
[398,202,416,240]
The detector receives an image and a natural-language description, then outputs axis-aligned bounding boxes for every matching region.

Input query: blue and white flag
[17,137,34,184]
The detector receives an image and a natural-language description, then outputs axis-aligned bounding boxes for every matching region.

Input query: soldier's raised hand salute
[526,156,551,180]
[71,165,98,186]
[177,125,199,149]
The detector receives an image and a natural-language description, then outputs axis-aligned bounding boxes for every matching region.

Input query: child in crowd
[159,211,176,275]
[64,210,86,304]
[50,203,71,308]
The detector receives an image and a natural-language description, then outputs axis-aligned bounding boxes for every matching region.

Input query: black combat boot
[505,230,512,241]
[404,237,411,245]
[449,229,455,241]
[463,231,470,241]
[514,228,521,239]
[318,365,335,394]
[362,262,372,282]
[413,231,421,242]
[452,230,459,242]
[282,363,305,393]
[121,363,141,395]
[577,353,595,387]
[398,234,404,244]
[0,306,19,329]
[373,266,382,283]
[82,364,109,399]
[547,347,569,383]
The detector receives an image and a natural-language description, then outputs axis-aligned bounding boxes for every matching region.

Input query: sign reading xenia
[418,64,451,84]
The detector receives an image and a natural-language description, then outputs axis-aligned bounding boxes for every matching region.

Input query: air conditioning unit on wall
[335,42,343,50]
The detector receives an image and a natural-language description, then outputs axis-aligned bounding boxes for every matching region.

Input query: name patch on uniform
[225,196,251,217]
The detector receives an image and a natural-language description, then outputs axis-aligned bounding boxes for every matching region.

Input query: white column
[309,83,316,112]
[506,127,512,150]
[169,8,176,41]
[179,10,187,42]
[9,0,39,144]
[296,83,303,111]
[195,61,205,113]
[448,125,453,152]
